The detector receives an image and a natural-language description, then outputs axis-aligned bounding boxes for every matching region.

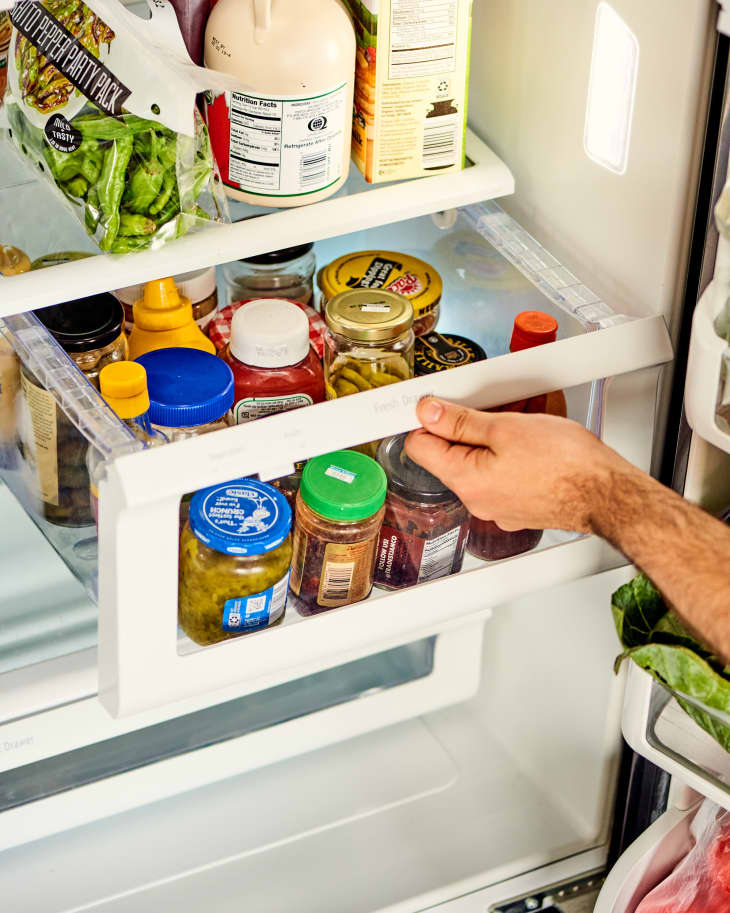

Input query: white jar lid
[230,298,310,367]
[114,267,216,305]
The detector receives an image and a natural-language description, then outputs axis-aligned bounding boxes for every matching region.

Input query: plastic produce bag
[1,0,244,252]
[636,799,730,913]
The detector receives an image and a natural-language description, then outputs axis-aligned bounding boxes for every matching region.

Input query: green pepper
[123,158,164,213]
[98,135,134,251]
[118,213,157,236]
[109,236,152,254]
[64,175,89,198]
[85,186,100,233]
[148,170,176,215]
[156,187,180,224]
[43,145,82,182]
[156,134,177,170]
[76,113,157,141]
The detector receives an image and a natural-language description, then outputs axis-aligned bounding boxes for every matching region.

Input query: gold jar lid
[325,289,413,342]
[0,245,31,276]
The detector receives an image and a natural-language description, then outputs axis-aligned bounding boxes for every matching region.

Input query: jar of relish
[374,434,469,590]
[223,298,325,424]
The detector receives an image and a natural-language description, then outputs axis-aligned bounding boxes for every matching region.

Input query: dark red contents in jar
[467,518,542,561]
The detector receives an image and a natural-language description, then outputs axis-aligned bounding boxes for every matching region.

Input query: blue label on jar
[222,571,290,631]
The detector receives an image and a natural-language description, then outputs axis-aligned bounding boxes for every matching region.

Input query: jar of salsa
[374,434,469,590]
[290,450,386,615]
[179,479,293,645]
[223,298,325,424]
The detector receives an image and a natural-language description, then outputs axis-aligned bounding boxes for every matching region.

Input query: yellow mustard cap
[133,277,194,330]
[99,362,150,419]
[0,245,31,276]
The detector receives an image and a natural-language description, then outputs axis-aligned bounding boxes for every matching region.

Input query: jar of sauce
[179,479,293,645]
[290,450,386,615]
[222,244,315,307]
[374,434,469,590]
[223,298,325,424]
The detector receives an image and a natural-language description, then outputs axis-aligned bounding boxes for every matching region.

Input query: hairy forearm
[587,466,730,662]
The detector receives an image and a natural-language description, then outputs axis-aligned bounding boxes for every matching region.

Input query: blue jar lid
[189,479,292,556]
[136,348,234,428]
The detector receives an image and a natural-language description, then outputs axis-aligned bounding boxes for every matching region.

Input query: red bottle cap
[510,311,558,352]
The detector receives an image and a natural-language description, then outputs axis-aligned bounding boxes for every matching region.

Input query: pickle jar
[290,450,387,615]
[179,479,293,645]
[374,433,469,590]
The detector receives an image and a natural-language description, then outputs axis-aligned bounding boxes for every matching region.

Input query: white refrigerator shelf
[0,128,514,316]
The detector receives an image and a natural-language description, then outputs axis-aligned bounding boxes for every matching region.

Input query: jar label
[318,540,378,607]
[222,571,290,631]
[375,523,467,588]
[19,372,59,506]
[233,393,313,423]
[324,464,356,484]
[208,82,348,198]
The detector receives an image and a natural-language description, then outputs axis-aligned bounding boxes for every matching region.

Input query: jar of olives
[179,479,293,646]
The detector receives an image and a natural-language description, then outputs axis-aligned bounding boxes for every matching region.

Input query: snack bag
[636,800,730,913]
[1,0,243,252]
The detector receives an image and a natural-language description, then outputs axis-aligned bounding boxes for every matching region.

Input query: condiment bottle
[136,347,234,440]
[223,244,316,308]
[224,298,325,424]
[116,268,218,335]
[290,450,387,615]
[374,434,469,590]
[204,0,356,207]
[87,362,167,525]
[128,277,216,360]
[179,479,293,645]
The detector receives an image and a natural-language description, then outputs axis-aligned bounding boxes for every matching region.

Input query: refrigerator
[1,0,729,910]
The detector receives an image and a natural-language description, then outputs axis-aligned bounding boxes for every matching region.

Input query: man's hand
[404,396,643,535]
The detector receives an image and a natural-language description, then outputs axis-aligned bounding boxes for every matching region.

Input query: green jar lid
[301,450,387,522]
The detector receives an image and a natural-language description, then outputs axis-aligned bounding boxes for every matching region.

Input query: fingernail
[420,398,443,424]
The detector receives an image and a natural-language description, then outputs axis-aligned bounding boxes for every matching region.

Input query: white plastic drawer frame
[98,316,672,716]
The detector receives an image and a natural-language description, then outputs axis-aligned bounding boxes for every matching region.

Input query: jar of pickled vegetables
[290,451,386,615]
[374,434,469,590]
[179,479,293,645]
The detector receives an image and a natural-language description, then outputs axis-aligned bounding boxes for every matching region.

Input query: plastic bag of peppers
[2,0,239,253]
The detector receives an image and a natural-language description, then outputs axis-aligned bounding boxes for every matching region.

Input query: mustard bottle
[128,277,216,360]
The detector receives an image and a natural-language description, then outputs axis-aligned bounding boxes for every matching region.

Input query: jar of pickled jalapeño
[179,479,293,646]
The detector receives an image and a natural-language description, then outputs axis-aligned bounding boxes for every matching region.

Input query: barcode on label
[300,152,327,187]
[321,561,354,602]
[418,527,460,582]
[422,124,457,169]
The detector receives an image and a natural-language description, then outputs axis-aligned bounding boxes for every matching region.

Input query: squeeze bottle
[128,277,216,360]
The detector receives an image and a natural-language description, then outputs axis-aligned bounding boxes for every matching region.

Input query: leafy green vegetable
[611,573,730,753]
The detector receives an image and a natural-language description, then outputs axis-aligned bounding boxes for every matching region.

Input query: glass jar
[414,331,486,376]
[467,521,542,561]
[21,293,126,526]
[179,479,293,645]
[223,243,316,308]
[136,347,234,440]
[290,451,386,615]
[115,267,218,335]
[318,250,441,336]
[223,298,325,423]
[374,434,469,590]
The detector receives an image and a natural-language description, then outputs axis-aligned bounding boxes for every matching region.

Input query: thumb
[416,397,494,447]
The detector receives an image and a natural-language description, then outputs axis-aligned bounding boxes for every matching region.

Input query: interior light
[583,2,639,175]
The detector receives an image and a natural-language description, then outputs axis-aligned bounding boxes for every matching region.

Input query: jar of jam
[223,298,325,424]
[223,243,316,307]
[374,434,469,590]
[179,479,293,645]
[136,347,234,440]
[20,293,127,526]
[290,450,386,615]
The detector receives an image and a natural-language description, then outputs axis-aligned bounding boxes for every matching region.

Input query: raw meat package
[1,0,242,252]
[636,799,730,913]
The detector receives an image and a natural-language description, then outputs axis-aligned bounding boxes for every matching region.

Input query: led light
[584,2,639,175]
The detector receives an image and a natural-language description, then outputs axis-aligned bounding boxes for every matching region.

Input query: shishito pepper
[98,135,134,251]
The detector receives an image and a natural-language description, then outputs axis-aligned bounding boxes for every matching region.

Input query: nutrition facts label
[227,83,347,197]
[418,526,460,582]
[389,0,458,79]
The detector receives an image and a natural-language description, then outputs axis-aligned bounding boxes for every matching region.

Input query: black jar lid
[414,331,486,376]
[35,293,125,353]
[377,433,459,505]
[241,243,314,265]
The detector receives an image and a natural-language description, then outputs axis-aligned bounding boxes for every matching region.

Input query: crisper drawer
[0,202,673,717]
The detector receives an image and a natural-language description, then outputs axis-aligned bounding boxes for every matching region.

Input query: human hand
[404,397,640,534]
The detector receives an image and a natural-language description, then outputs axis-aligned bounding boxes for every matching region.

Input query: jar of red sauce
[223,298,325,424]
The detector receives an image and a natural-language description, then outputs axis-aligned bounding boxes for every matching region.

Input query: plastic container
[374,434,469,590]
[222,244,316,308]
[290,450,386,615]
[414,331,486,376]
[205,0,356,207]
[116,268,218,335]
[179,479,293,645]
[87,362,167,524]
[127,277,216,360]
[319,251,442,336]
[19,293,127,526]
[136,347,234,440]
[223,298,325,423]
